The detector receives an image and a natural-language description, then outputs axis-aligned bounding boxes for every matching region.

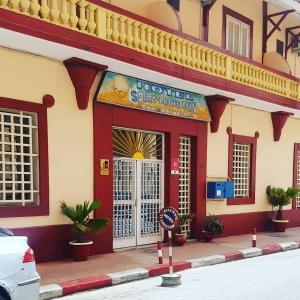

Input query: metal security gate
[113,158,163,249]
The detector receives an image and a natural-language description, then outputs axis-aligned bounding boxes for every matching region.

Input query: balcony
[1,0,300,104]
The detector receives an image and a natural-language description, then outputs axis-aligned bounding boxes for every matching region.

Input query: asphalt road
[56,249,300,300]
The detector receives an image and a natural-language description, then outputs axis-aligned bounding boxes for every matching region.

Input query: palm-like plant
[266,186,300,220]
[203,214,224,235]
[61,200,109,243]
[176,214,195,234]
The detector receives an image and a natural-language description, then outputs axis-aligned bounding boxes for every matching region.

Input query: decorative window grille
[226,15,250,57]
[179,136,191,236]
[232,142,251,198]
[113,159,135,239]
[296,148,300,208]
[0,109,39,206]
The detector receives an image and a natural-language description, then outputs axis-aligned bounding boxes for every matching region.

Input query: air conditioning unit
[292,39,300,52]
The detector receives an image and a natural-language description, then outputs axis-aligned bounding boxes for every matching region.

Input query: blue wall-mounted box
[207,182,225,199]
[225,181,234,198]
[207,181,235,199]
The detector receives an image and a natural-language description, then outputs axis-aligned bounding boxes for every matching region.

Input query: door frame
[112,127,165,250]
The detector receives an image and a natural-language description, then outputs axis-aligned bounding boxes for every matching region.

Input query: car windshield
[0,227,14,237]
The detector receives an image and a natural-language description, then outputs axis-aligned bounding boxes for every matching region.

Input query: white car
[0,227,40,300]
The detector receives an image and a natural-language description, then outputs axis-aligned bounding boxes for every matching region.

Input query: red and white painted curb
[39,241,300,300]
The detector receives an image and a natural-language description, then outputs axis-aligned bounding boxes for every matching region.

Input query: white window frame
[226,15,250,58]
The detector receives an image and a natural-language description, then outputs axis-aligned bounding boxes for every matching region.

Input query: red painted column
[191,122,208,238]
[165,132,180,211]
[92,104,114,254]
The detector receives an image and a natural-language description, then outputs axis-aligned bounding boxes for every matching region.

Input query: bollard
[252,228,256,247]
[168,231,173,274]
[157,241,163,264]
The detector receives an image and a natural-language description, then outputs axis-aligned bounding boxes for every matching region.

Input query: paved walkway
[38,227,300,285]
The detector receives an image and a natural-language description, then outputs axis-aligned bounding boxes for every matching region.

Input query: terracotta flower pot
[202,231,214,242]
[174,233,186,246]
[272,219,289,232]
[69,241,93,261]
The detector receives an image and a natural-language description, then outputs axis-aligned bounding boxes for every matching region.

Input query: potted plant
[174,214,194,246]
[61,200,109,261]
[266,185,300,232]
[201,214,224,242]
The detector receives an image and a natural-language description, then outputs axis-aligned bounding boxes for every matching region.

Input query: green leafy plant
[176,214,195,234]
[203,214,224,235]
[61,200,109,243]
[266,185,300,220]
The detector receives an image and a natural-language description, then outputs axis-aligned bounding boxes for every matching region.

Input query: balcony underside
[0,5,300,118]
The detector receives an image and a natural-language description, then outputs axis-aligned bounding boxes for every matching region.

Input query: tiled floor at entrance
[38,227,300,285]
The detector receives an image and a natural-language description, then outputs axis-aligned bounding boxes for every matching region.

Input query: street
[55,249,300,300]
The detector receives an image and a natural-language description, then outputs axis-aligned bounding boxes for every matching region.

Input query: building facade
[1,0,300,262]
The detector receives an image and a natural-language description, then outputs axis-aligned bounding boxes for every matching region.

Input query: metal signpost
[158,207,181,287]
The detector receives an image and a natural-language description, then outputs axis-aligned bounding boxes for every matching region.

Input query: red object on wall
[64,57,107,110]
[271,111,293,142]
[206,95,234,133]
[171,158,180,175]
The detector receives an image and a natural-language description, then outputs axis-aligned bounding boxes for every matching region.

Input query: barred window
[294,144,300,209]
[232,142,251,198]
[227,128,258,205]
[0,109,39,206]
[179,136,191,236]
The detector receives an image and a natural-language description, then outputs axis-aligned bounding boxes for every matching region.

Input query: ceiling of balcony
[0,27,300,119]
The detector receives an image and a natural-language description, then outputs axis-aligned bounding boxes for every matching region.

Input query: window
[0,110,39,206]
[0,97,49,217]
[227,128,258,205]
[223,6,253,58]
[276,39,284,56]
[293,143,300,209]
[179,136,191,236]
[232,142,250,198]
[167,0,180,11]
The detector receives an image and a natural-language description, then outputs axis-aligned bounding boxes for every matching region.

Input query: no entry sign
[159,207,179,231]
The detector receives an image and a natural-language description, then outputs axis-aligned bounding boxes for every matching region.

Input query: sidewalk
[38,227,300,285]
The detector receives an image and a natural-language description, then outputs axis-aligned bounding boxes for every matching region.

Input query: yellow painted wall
[102,0,202,38]
[0,47,94,228]
[207,104,300,216]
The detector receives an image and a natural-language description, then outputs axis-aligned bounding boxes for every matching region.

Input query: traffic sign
[159,207,179,231]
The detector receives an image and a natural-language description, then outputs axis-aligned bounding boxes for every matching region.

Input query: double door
[113,158,163,249]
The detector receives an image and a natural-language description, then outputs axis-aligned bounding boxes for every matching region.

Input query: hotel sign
[95,71,211,122]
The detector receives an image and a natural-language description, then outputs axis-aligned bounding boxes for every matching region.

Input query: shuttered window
[167,0,180,11]
[226,15,250,58]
